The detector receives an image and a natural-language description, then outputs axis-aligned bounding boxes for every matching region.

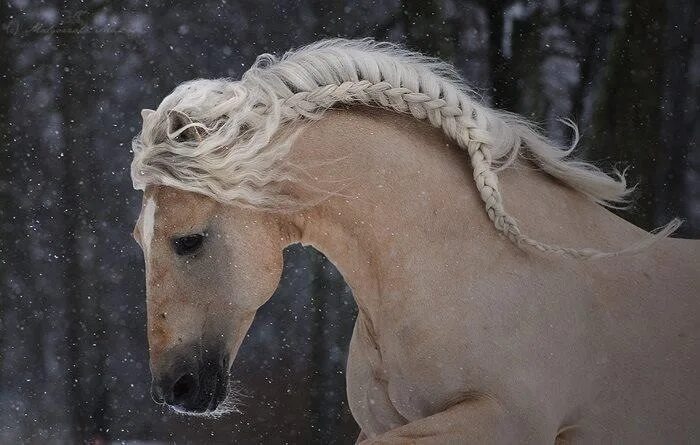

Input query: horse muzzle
[151,345,230,413]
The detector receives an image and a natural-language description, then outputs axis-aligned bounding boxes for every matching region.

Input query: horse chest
[351,310,482,425]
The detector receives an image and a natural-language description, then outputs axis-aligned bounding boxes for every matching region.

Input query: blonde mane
[131,38,679,258]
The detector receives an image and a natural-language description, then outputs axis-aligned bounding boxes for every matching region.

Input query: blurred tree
[510,4,545,121]
[55,19,91,445]
[591,0,666,229]
[0,0,13,364]
[54,1,114,441]
[483,0,517,111]
[399,0,456,60]
[656,0,698,236]
[308,248,329,442]
[564,0,614,125]
[0,1,57,438]
[310,0,346,38]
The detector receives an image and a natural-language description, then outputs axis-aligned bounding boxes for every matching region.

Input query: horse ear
[166,109,204,142]
[141,109,155,121]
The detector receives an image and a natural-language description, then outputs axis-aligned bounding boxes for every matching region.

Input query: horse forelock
[141,195,157,257]
[130,38,680,259]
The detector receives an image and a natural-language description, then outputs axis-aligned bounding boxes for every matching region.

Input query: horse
[130,39,699,443]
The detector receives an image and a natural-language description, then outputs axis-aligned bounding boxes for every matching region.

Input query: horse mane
[131,38,679,259]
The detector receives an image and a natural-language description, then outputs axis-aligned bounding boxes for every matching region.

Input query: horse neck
[284,108,643,317]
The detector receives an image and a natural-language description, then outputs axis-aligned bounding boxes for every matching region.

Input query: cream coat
[135,108,699,444]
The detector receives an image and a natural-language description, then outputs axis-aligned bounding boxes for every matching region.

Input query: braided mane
[131,39,679,258]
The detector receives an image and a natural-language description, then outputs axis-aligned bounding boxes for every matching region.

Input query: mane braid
[131,38,681,259]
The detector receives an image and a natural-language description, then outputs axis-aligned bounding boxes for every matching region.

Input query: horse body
[130,39,699,443]
[286,108,699,443]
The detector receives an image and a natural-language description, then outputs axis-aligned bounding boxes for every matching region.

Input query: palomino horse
[131,40,699,443]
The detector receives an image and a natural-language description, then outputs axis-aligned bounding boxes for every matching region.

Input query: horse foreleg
[358,396,549,445]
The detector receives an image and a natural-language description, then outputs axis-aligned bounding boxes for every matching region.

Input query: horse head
[132,186,292,415]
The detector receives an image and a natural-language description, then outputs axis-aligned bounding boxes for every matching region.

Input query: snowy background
[0,0,697,443]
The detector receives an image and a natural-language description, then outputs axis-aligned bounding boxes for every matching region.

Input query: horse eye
[173,234,205,256]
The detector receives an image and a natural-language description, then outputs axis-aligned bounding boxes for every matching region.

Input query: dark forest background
[0,0,697,443]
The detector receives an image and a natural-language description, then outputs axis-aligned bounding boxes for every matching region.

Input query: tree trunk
[307,248,327,443]
[54,9,92,442]
[568,0,614,125]
[399,0,455,60]
[485,0,516,111]
[0,0,13,365]
[656,0,697,236]
[591,0,666,230]
[510,6,545,121]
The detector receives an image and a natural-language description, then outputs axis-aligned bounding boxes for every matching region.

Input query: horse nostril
[172,372,196,403]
